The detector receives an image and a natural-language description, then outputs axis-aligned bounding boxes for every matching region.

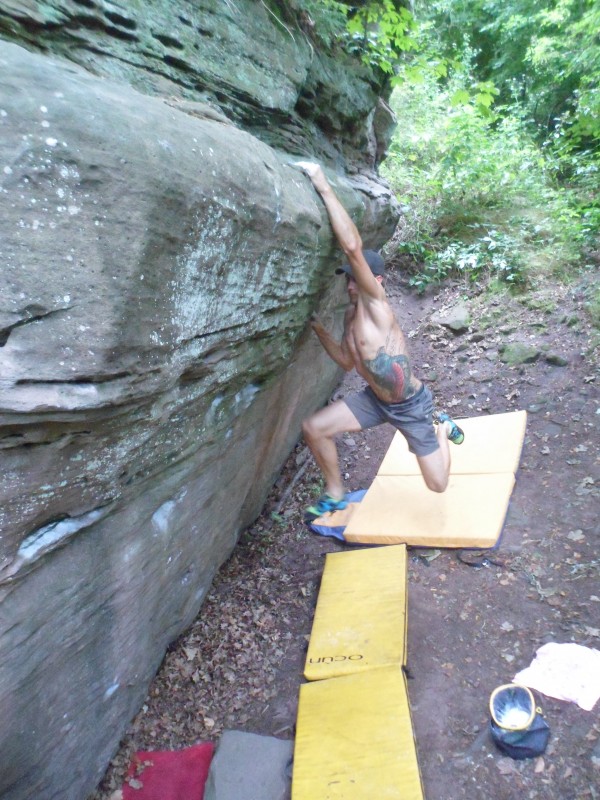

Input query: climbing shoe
[436,412,465,445]
[304,493,348,522]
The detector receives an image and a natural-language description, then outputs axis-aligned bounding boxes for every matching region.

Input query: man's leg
[302,399,363,501]
[416,422,452,493]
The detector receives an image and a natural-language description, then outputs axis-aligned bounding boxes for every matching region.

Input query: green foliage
[405,230,527,293]
[294,0,599,297]
[414,0,600,152]
[382,62,593,292]
[383,62,547,214]
[291,0,419,75]
[345,1,418,75]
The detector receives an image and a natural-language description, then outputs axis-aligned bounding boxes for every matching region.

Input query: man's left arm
[310,314,353,371]
[294,161,384,303]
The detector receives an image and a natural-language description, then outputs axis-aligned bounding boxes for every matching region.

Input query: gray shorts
[343,384,439,457]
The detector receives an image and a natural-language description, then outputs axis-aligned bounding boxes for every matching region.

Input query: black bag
[489,683,551,760]
[489,713,551,760]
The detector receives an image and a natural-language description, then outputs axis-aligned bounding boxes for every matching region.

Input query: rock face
[0,4,398,798]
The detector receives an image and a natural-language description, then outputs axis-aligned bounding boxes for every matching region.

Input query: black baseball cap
[335,249,385,278]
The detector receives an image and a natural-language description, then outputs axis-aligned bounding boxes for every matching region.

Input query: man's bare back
[343,299,422,404]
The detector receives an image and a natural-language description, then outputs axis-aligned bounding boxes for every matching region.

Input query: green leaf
[450,89,471,106]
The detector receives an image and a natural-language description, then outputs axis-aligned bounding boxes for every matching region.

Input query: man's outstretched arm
[294,161,383,300]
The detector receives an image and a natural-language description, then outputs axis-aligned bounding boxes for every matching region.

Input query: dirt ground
[92,269,599,800]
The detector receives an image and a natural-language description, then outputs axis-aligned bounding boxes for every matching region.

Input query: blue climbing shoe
[304,493,348,522]
[436,412,465,445]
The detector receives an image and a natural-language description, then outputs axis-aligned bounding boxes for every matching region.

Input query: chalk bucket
[489,683,550,760]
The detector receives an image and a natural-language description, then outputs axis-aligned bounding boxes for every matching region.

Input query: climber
[294,161,463,520]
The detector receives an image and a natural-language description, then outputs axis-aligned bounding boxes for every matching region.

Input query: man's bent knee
[422,473,449,493]
[302,416,331,448]
[302,417,315,441]
[302,401,361,443]
[417,448,449,493]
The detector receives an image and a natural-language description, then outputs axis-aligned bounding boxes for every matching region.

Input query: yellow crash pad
[293,666,423,800]
[378,409,527,476]
[304,545,407,681]
[344,472,516,546]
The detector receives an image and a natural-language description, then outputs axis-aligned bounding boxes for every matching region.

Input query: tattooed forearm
[364,348,416,402]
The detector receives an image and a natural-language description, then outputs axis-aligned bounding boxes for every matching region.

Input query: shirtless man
[294,161,463,519]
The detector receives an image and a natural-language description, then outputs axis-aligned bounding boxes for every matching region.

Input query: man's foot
[436,412,465,445]
[304,493,348,522]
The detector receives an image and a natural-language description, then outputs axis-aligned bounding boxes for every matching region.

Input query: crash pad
[343,472,516,546]
[304,545,407,681]
[122,742,214,800]
[292,667,423,800]
[378,410,527,476]
[204,731,292,800]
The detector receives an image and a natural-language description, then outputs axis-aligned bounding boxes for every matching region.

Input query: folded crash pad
[292,667,423,800]
[378,410,527,476]
[304,545,407,681]
[343,472,516,547]
[342,410,526,547]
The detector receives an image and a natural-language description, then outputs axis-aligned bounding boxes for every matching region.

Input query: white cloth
[514,642,600,712]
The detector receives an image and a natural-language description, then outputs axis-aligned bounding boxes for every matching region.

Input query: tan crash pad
[344,472,516,546]
[292,666,423,800]
[378,409,527,476]
[304,545,407,682]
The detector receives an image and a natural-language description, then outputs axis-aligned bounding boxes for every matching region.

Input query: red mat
[122,742,214,800]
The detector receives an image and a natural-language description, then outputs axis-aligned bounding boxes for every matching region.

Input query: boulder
[0,4,399,797]
[431,302,471,334]
[0,0,394,170]
[499,343,541,365]
[545,353,569,367]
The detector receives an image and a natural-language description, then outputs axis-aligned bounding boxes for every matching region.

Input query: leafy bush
[290,0,419,72]
[405,229,527,293]
[382,58,594,291]
[293,0,599,294]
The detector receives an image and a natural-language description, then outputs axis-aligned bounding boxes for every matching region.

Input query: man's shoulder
[358,290,394,315]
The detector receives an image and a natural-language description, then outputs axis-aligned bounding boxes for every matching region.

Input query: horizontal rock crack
[0,306,72,347]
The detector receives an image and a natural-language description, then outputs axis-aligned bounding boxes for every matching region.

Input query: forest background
[298,0,599,321]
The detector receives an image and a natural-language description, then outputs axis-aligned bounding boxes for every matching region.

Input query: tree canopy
[292,0,599,314]
[416,0,600,148]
